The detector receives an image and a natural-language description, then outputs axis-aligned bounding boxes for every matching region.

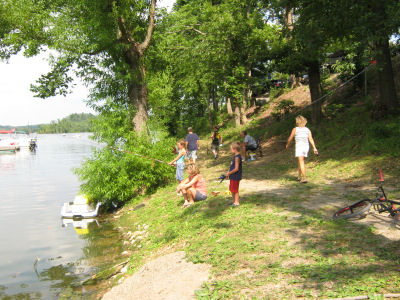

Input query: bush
[75,138,175,209]
[74,102,176,209]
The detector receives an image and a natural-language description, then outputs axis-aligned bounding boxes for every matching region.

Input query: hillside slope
[96,68,400,298]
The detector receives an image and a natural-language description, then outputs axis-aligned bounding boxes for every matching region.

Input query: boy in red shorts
[226,142,242,207]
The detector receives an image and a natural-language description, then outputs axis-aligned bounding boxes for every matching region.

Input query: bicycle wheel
[333,199,372,219]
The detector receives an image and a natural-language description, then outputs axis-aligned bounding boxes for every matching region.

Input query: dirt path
[102,252,210,300]
[202,138,400,242]
[239,176,400,241]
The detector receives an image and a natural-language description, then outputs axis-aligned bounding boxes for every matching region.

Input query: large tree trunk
[308,61,323,123]
[285,7,298,88]
[242,93,248,111]
[127,54,148,134]
[284,7,294,31]
[240,105,249,124]
[117,0,156,134]
[227,97,233,115]
[375,38,398,115]
[234,104,241,127]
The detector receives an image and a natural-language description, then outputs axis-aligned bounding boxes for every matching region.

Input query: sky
[0,0,176,127]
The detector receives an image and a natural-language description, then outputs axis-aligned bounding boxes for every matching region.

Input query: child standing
[226,142,242,207]
[210,126,222,159]
[286,115,318,183]
[170,140,187,183]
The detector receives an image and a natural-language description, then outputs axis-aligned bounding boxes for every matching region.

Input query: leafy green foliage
[75,102,176,208]
[147,0,281,133]
[76,143,174,209]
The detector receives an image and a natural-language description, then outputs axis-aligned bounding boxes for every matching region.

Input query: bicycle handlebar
[379,170,384,182]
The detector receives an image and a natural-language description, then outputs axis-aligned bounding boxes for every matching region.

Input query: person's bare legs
[298,156,306,182]
[181,187,189,206]
[177,182,184,195]
[187,187,196,204]
[297,161,301,181]
[212,148,217,159]
[232,192,239,205]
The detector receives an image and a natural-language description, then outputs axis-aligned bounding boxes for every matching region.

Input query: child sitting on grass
[226,142,242,207]
[170,140,187,184]
[177,164,207,208]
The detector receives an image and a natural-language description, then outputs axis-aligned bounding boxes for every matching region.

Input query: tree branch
[166,27,207,36]
[185,26,206,35]
[117,16,137,46]
[138,0,156,53]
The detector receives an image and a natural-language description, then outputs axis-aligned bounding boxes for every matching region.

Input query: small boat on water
[0,129,18,151]
[61,195,102,218]
[0,129,37,151]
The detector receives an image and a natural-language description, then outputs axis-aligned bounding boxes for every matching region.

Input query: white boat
[61,194,102,218]
[0,143,17,152]
[0,129,37,151]
[0,129,20,151]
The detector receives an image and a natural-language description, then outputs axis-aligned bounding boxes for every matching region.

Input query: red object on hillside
[0,128,16,134]
[371,60,376,65]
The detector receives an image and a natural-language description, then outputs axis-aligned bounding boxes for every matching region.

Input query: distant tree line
[38,113,95,134]
[0,113,95,133]
[0,124,41,133]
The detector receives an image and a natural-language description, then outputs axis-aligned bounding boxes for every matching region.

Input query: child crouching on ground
[177,164,207,208]
[170,140,187,184]
[226,142,242,207]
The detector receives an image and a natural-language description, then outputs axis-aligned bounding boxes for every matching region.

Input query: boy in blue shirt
[185,127,200,164]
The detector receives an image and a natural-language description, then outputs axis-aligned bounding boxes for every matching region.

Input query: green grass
[108,149,400,299]
[101,85,400,298]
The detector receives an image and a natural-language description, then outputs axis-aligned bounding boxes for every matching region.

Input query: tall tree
[1,0,157,134]
[296,0,400,116]
[269,0,327,123]
[150,0,277,131]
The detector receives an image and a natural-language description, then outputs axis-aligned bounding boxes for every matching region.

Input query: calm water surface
[0,134,121,299]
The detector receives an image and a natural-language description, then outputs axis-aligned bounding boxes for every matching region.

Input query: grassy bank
[100,105,400,298]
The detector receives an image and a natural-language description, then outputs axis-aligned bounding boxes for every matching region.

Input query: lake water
[0,134,122,299]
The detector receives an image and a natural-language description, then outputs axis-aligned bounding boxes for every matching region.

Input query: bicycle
[332,170,400,224]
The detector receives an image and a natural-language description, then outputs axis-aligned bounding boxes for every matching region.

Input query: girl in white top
[286,115,318,183]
